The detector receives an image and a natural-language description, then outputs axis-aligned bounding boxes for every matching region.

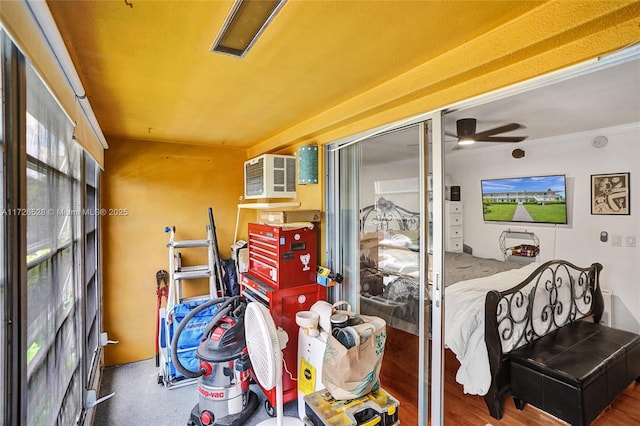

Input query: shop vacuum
[171,296,259,426]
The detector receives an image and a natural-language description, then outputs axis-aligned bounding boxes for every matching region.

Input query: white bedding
[444,262,540,395]
[377,247,419,276]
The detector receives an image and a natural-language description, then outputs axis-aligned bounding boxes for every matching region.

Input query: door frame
[324,110,445,425]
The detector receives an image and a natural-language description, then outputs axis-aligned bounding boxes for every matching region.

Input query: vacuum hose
[170,296,242,379]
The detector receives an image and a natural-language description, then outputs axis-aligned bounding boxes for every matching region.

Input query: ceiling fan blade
[444,131,458,138]
[475,136,528,143]
[474,123,523,139]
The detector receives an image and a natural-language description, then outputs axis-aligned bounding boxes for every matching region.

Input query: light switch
[626,236,636,247]
[612,235,622,246]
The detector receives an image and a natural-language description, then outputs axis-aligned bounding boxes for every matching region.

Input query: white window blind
[26,60,82,426]
[0,0,107,165]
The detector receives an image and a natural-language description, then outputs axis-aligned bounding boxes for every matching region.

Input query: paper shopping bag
[321,315,386,400]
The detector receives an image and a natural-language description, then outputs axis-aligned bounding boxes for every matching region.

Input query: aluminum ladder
[158,208,226,388]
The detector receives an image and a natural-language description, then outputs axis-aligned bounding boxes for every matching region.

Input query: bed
[444,262,539,395]
[359,198,421,333]
[358,197,526,338]
[358,197,541,399]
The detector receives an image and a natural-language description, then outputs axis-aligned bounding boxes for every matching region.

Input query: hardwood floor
[379,327,640,425]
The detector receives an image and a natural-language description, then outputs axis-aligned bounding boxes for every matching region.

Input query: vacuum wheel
[264,399,276,417]
[157,374,164,385]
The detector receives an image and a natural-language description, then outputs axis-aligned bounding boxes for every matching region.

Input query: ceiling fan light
[211,0,286,58]
[458,138,475,145]
[457,118,477,137]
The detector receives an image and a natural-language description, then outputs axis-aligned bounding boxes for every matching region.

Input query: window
[26,61,82,426]
[0,27,102,426]
[84,153,101,383]
[0,30,6,424]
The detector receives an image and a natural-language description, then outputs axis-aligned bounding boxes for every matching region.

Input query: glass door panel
[326,119,435,424]
[359,125,422,334]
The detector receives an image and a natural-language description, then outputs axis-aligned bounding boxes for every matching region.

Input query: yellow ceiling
[46,0,640,154]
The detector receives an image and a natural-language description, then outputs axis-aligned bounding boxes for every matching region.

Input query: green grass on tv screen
[483,202,567,223]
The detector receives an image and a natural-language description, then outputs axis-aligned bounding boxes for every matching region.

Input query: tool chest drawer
[247,222,317,288]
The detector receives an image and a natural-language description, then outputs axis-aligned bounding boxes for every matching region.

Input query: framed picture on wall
[591,172,630,215]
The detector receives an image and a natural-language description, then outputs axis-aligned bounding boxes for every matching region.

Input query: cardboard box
[231,241,249,273]
[259,210,321,224]
[236,248,248,273]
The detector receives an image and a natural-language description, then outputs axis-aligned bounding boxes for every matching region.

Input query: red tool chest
[247,222,317,288]
[241,273,327,408]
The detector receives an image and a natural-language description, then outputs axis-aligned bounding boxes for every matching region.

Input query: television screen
[481,174,567,224]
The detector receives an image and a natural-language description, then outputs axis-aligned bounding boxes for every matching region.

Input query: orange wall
[102,137,247,365]
[102,138,325,365]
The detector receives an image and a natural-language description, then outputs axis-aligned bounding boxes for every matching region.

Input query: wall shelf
[237,202,300,210]
[500,229,539,263]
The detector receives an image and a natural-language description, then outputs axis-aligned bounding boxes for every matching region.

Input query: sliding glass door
[325,112,444,424]
[0,29,103,425]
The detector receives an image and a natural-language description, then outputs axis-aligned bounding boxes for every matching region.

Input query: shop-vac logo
[199,387,226,399]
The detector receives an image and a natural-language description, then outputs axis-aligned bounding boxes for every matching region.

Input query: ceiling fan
[446,118,527,146]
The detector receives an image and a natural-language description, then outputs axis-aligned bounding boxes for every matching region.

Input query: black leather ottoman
[509,321,640,426]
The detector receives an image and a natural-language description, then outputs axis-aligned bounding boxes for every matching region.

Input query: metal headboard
[360,197,420,233]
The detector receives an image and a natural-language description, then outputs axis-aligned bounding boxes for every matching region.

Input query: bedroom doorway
[325,112,445,424]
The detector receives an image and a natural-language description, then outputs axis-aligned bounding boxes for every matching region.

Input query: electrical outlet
[612,235,622,246]
[626,236,636,248]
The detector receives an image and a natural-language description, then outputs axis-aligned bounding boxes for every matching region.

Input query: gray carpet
[93,357,299,425]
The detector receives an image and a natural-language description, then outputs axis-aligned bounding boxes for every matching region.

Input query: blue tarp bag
[168,299,218,379]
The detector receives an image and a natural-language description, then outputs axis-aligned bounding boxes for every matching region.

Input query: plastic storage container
[304,387,399,426]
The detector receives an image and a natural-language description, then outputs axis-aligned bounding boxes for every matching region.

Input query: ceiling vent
[211,0,286,58]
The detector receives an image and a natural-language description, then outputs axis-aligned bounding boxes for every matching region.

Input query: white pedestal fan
[245,302,303,426]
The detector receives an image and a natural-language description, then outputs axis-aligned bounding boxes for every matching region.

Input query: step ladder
[157,208,226,389]
[166,225,220,306]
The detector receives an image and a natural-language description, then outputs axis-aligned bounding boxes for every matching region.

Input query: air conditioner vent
[245,157,265,197]
[285,157,296,192]
[244,154,296,199]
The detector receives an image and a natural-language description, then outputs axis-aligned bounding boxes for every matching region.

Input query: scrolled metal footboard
[483,260,603,419]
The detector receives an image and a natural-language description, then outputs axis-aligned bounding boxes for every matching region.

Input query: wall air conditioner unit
[244,154,297,199]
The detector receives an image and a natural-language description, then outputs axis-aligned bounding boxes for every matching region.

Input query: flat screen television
[481,174,567,224]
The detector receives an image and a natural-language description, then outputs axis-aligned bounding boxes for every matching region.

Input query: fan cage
[245,302,281,390]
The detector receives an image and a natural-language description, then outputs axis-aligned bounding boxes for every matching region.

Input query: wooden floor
[380,327,640,425]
